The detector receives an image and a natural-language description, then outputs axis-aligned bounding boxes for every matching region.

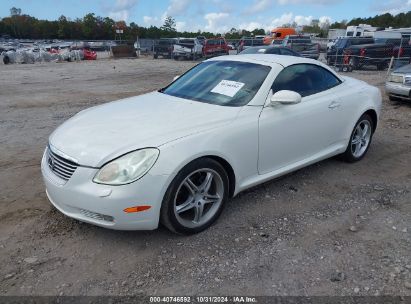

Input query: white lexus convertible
[41,55,382,234]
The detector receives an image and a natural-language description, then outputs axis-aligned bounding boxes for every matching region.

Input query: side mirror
[270,90,301,106]
[173,75,180,81]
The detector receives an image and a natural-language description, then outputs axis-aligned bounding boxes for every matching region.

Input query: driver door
[258,63,343,175]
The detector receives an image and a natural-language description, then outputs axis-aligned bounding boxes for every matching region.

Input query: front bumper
[41,151,170,230]
[385,82,411,100]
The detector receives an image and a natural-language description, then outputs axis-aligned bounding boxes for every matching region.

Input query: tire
[3,55,10,64]
[349,57,358,69]
[160,158,229,235]
[153,53,158,59]
[341,114,374,163]
[326,57,331,65]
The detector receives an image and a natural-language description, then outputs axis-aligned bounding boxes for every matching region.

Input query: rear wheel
[349,57,359,69]
[341,114,374,163]
[153,53,158,59]
[3,55,10,64]
[160,158,229,235]
[326,57,332,65]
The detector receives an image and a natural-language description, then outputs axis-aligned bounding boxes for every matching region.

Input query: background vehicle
[346,24,382,37]
[227,44,235,50]
[327,29,346,40]
[203,37,230,58]
[263,27,297,45]
[343,42,394,70]
[173,38,203,60]
[70,42,97,60]
[153,38,176,59]
[237,37,264,53]
[238,45,301,57]
[385,64,411,101]
[196,36,206,45]
[392,39,411,67]
[281,35,320,60]
[327,37,343,50]
[326,37,374,65]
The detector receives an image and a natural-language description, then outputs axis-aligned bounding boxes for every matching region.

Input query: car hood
[49,91,241,167]
[393,63,411,74]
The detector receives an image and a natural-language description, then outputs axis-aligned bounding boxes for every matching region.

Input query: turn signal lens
[123,206,151,213]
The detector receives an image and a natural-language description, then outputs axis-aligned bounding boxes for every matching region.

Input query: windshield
[162,61,271,107]
[334,38,346,48]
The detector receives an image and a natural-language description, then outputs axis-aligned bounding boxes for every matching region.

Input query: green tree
[10,7,21,16]
[82,13,97,39]
[57,15,69,39]
[161,16,176,32]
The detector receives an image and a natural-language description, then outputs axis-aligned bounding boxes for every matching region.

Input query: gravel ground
[0,56,410,297]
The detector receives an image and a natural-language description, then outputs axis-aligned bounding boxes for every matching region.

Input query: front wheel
[160,158,229,235]
[341,114,374,163]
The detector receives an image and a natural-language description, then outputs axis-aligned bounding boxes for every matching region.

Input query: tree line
[0,8,265,40]
[1,7,410,41]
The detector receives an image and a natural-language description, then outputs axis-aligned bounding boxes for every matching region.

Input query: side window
[272,64,341,97]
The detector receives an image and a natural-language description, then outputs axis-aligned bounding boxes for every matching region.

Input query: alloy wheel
[173,169,224,229]
[351,120,372,158]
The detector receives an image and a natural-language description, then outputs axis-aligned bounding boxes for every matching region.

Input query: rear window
[158,40,174,45]
[374,38,401,45]
[352,39,374,45]
[179,39,195,44]
[243,39,264,46]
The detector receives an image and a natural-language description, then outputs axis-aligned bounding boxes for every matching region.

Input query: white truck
[173,38,203,60]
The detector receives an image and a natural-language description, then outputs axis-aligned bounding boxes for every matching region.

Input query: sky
[1,0,411,33]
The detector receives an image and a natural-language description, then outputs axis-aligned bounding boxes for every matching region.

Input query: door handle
[328,101,341,109]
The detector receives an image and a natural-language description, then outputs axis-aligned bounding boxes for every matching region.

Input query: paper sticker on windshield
[211,80,245,97]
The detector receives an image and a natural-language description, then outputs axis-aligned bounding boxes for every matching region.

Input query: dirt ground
[0,55,410,297]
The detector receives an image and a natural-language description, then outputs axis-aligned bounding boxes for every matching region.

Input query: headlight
[93,148,159,185]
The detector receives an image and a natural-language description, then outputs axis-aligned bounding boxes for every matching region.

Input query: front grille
[404,76,411,86]
[79,208,114,222]
[46,147,79,181]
